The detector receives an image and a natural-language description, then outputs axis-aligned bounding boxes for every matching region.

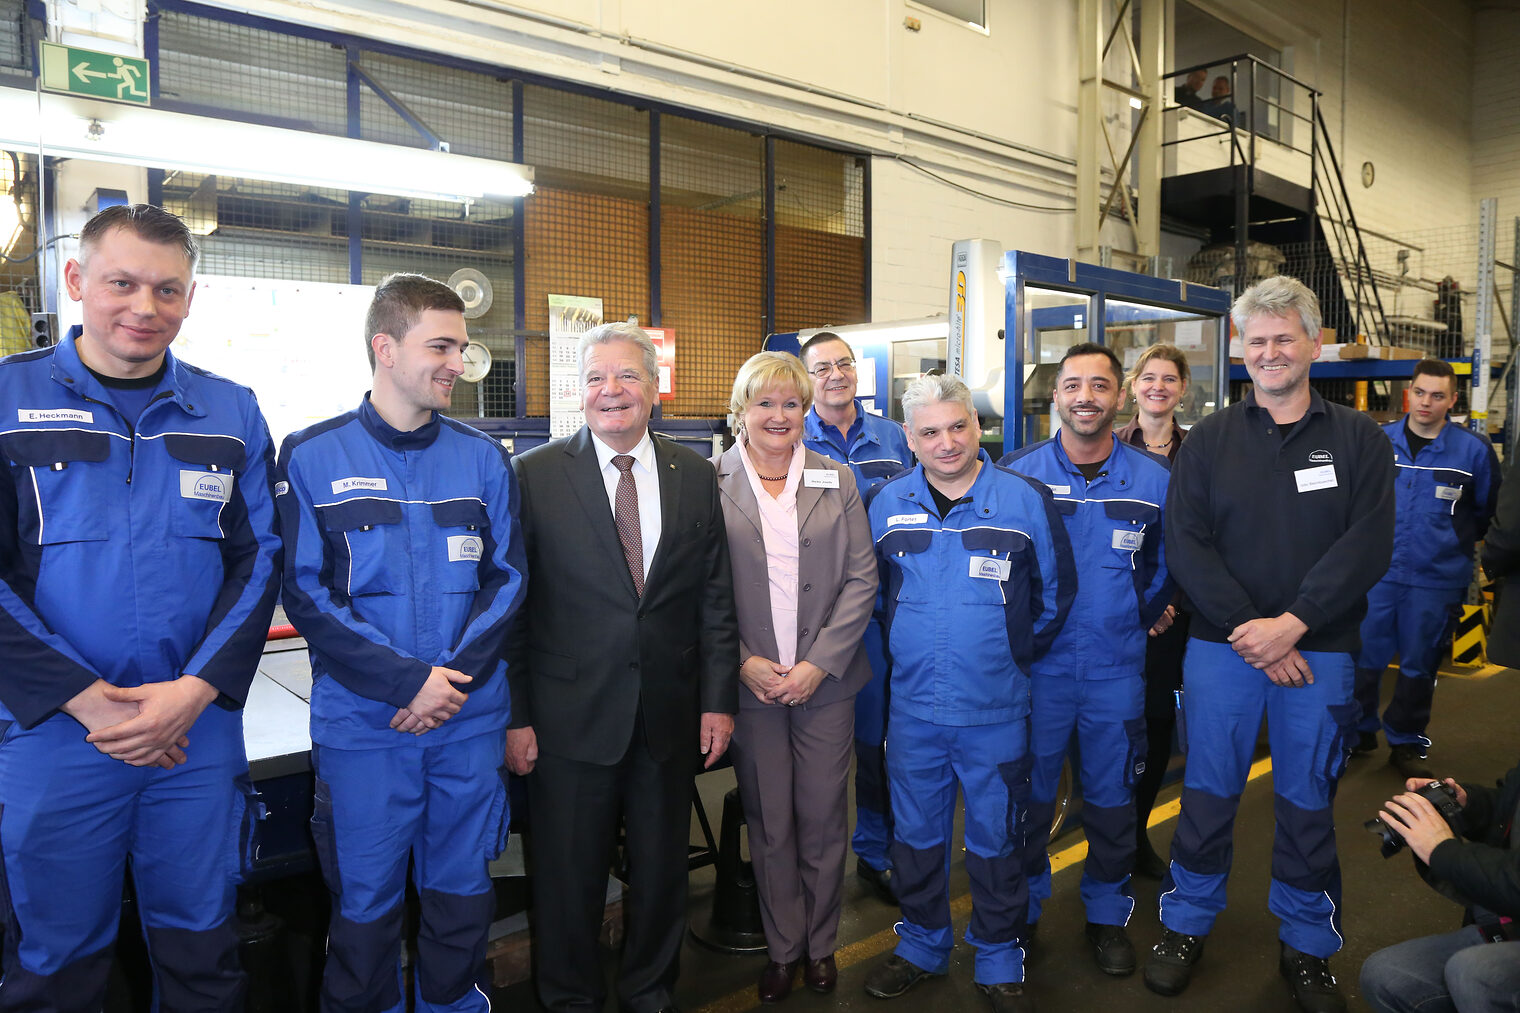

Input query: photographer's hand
[1406,777,1466,808]
[1380,791,1458,864]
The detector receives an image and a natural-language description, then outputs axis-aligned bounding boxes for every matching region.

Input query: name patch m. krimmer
[331,476,388,494]
[180,470,232,503]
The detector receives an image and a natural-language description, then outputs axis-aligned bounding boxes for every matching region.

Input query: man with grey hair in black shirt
[1142,276,1394,1013]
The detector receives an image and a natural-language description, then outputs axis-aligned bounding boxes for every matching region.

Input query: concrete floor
[494,662,1518,1013]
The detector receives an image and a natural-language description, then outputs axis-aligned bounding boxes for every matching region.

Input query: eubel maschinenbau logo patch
[448,534,484,562]
[1308,449,1334,465]
[180,470,232,503]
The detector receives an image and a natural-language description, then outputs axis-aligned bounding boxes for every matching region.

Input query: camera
[1365,780,1464,858]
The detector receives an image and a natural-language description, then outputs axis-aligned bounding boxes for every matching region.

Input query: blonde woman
[712,351,877,1003]
[1116,343,1190,877]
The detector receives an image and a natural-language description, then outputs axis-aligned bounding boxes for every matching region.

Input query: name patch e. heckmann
[18,409,92,423]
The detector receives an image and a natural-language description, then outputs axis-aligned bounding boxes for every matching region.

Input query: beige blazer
[712,444,878,711]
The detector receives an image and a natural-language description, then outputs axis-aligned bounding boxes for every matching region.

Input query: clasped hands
[740,656,826,708]
[66,675,219,769]
[1228,613,1313,687]
[390,666,472,734]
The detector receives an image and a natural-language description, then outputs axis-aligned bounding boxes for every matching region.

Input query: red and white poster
[644,327,676,401]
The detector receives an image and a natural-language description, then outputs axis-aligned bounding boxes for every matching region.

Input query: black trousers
[527,718,693,1013]
[1135,610,1190,832]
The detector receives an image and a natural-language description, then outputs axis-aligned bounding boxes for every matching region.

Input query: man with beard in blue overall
[0,204,281,1011]
[278,274,527,1012]
[1001,342,1174,978]
[861,374,1073,1013]
[1143,277,1394,1013]
[799,331,913,904]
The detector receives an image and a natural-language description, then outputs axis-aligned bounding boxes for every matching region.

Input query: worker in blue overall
[861,374,1073,1013]
[800,330,913,903]
[278,274,527,1013]
[1353,357,1499,778]
[1144,277,1394,1013]
[1000,342,1174,978]
[0,204,282,1011]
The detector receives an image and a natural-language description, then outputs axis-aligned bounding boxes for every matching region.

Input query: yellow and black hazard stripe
[1452,604,1490,666]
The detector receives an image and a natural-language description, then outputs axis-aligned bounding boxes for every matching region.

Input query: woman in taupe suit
[713,351,878,1004]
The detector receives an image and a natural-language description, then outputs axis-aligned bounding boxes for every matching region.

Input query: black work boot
[1279,942,1347,1012]
[1085,922,1136,976]
[1389,743,1434,780]
[1143,928,1206,996]
[863,954,936,999]
[976,981,1034,1013]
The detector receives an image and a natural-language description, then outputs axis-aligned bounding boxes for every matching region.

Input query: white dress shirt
[590,428,662,584]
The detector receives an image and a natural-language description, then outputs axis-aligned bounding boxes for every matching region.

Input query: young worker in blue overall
[1000,342,1174,978]
[278,274,527,1013]
[1144,276,1394,1013]
[799,330,913,904]
[0,204,281,1011]
[1352,357,1499,779]
[862,374,1073,1013]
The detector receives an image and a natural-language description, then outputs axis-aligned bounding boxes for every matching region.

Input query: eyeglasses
[808,358,856,379]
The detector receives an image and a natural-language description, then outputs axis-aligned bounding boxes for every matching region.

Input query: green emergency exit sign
[39,42,150,105]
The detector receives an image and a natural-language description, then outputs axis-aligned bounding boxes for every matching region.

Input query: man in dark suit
[505,321,739,1013]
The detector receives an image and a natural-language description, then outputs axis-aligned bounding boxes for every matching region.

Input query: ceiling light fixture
[0,88,534,206]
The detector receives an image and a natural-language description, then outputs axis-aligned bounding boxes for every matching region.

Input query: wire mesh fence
[3,6,868,420]
[0,150,39,355]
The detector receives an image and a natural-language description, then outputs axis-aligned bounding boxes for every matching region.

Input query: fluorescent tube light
[0,88,533,205]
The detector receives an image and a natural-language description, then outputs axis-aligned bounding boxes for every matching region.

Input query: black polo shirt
[1165,388,1395,654]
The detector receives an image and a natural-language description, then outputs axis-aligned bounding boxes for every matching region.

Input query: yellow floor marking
[693,757,1276,1013]
[1440,663,1507,680]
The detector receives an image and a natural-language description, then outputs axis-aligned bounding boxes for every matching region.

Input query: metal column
[1075,0,1163,266]
[1472,198,1496,438]
[1076,0,1101,263]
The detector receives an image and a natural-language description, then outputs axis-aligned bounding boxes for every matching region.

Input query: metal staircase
[1160,53,1390,343]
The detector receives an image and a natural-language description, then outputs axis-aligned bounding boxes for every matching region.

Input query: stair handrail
[1311,103,1391,342]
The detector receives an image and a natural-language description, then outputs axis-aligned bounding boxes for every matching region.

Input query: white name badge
[1435,485,1462,502]
[19,408,92,423]
[887,513,929,526]
[1112,529,1144,551]
[1294,464,1338,493]
[331,476,388,494]
[180,470,232,503]
[448,534,484,562]
[803,468,840,489]
[1047,483,1071,495]
[969,555,1011,580]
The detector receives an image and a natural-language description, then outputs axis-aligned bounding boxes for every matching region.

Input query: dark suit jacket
[713,445,877,711]
[1482,438,1517,668]
[507,427,740,765]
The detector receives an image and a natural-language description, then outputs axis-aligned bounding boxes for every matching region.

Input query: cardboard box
[1339,344,1424,361]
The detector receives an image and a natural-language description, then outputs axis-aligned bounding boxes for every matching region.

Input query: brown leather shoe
[758,960,799,1003]
[805,954,837,993]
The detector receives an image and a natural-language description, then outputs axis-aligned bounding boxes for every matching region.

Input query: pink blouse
[739,440,804,667]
